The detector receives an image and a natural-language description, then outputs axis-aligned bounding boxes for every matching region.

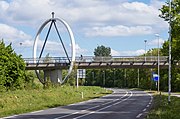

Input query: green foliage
[159,0,180,92]
[174,70,180,91]
[24,71,41,90]
[85,68,155,89]
[0,86,111,117]
[0,40,26,91]
[146,93,180,119]
[94,45,111,57]
[160,0,180,62]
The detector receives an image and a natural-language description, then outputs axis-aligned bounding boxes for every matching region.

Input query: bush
[0,40,26,91]
[174,73,180,92]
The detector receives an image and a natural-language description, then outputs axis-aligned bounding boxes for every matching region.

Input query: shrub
[0,40,26,91]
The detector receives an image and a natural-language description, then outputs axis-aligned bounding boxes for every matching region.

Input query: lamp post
[103,70,105,87]
[168,0,172,103]
[113,69,115,87]
[144,40,147,61]
[92,71,94,80]
[155,33,160,92]
[138,69,140,88]
[19,42,23,55]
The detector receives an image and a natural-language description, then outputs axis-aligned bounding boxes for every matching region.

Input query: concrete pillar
[44,69,62,83]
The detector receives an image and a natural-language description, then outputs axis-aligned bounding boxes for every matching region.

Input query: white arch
[33,18,76,84]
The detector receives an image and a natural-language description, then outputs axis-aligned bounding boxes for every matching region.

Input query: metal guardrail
[24,56,169,63]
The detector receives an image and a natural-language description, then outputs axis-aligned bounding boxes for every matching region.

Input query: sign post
[153,73,159,91]
[77,69,86,88]
[153,74,159,82]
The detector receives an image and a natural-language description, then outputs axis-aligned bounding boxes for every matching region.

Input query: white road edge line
[1,115,18,119]
[136,113,143,118]
[2,109,44,119]
[136,91,153,119]
[72,112,80,114]
[30,110,43,114]
[54,89,129,119]
[73,91,133,119]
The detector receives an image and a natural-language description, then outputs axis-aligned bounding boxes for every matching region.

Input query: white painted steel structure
[33,13,75,84]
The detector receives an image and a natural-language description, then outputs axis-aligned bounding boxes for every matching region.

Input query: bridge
[25,12,178,84]
[24,56,177,70]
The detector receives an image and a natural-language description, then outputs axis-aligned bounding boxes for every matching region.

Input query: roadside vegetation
[0,86,111,118]
[145,2,180,118]
[0,40,112,118]
[146,92,180,119]
[0,40,26,91]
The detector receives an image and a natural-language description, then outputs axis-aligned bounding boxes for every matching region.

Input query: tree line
[81,1,180,91]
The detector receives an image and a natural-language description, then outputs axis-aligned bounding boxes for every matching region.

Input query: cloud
[111,48,145,56]
[70,43,88,55]
[0,1,9,11]
[0,0,167,30]
[118,49,145,56]
[75,44,87,55]
[85,25,153,37]
[0,23,31,43]
[148,38,165,46]
[0,0,168,57]
[150,0,166,9]
[111,49,120,56]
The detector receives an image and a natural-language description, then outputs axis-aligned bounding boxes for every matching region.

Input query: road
[3,89,153,119]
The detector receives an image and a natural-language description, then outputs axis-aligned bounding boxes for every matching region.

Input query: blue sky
[0,0,168,58]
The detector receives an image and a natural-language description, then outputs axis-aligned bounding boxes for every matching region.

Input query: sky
[0,0,169,58]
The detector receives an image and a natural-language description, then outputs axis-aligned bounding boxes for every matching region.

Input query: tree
[0,40,26,91]
[94,45,111,57]
[160,0,180,62]
[159,0,180,91]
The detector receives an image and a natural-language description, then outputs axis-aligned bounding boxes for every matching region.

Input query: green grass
[146,92,180,119]
[0,86,112,118]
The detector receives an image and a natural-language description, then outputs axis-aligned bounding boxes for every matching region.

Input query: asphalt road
[3,88,153,119]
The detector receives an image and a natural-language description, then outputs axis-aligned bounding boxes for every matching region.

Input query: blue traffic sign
[153,74,159,81]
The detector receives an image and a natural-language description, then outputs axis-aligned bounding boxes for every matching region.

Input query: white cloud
[69,44,88,56]
[0,0,167,30]
[111,48,145,56]
[111,49,120,56]
[150,0,165,9]
[85,25,153,37]
[119,49,145,56]
[148,38,165,46]
[0,23,31,42]
[0,1,9,10]
[71,44,88,55]
[0,0,168,57]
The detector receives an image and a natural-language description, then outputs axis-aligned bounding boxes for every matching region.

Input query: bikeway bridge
[24,56,178,70]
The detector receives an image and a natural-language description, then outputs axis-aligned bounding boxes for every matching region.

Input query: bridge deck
[23,56,177,70]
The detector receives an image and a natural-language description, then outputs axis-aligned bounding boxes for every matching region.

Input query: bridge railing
[24,56,169,64]
[24,57,70,64]
[76,56,169,62]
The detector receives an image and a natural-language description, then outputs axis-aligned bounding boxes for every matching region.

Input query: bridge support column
[44,69,62,83]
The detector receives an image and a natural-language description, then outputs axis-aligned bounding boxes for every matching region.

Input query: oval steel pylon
[33,13,75,84]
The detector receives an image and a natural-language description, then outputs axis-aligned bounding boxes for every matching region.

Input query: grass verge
[0,86,112,118]
[145,92,180,119]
